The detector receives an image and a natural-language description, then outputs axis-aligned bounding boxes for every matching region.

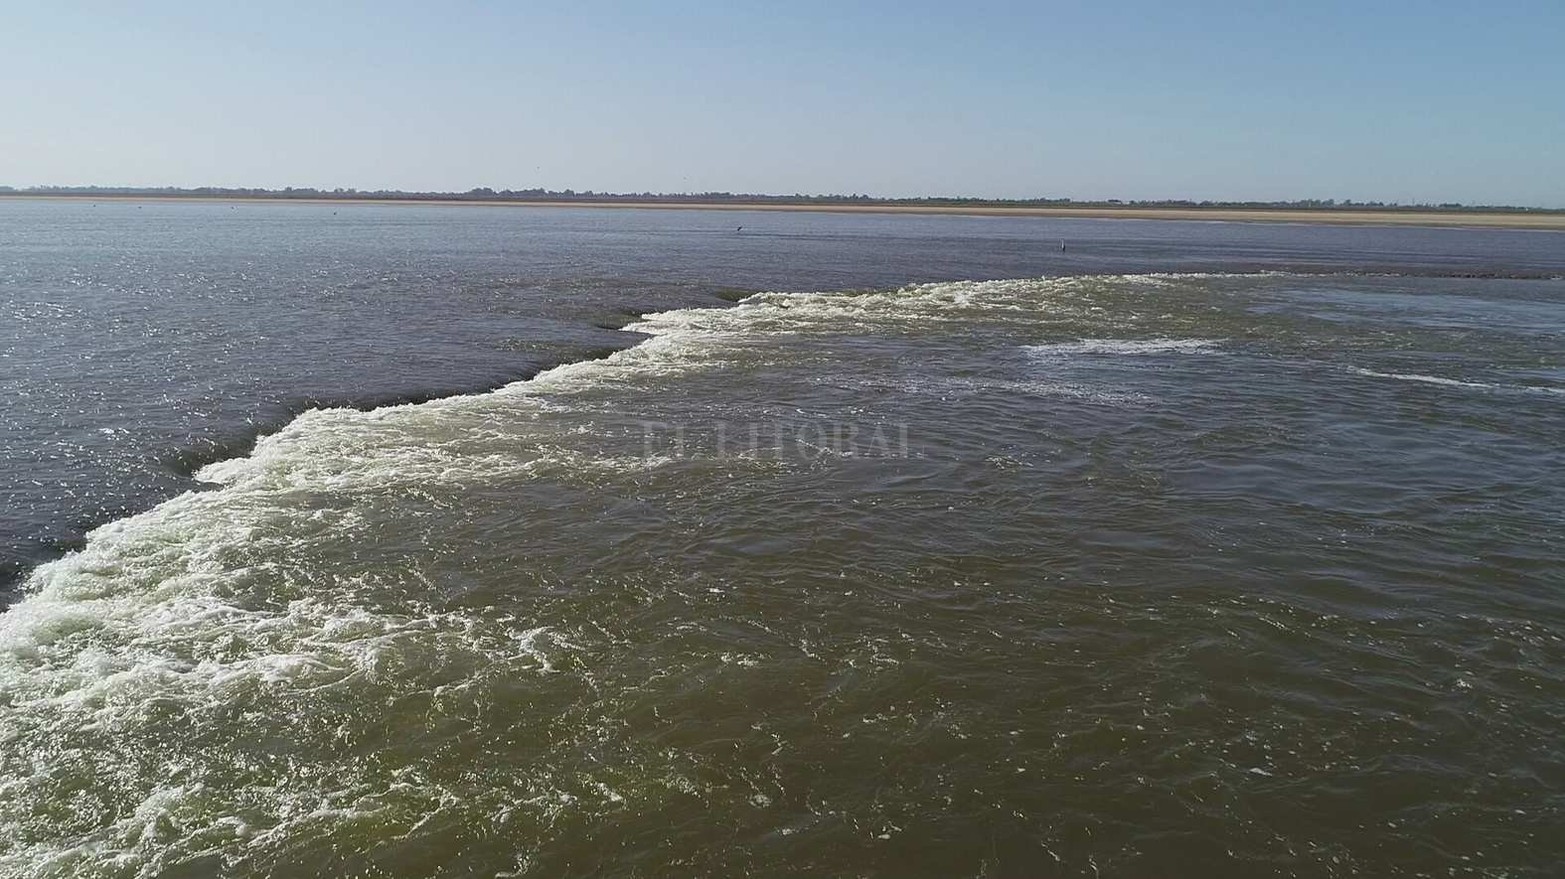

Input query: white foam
[9,275,1252,609]
[1026,338,1223,357]
[0,271,1282,871]
[1348,367,1565,396]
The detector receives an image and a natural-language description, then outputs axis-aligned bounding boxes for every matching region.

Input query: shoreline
[4,193,1565,231]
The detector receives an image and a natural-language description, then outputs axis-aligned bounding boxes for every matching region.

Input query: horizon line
[4,184,1562,214]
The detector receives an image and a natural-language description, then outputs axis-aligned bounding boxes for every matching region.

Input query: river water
[1,200,1562,876]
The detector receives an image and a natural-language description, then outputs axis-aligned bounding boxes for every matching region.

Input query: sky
[3,1,1563,206]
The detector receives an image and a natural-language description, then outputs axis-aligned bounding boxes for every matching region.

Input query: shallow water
[2,202,1563,876]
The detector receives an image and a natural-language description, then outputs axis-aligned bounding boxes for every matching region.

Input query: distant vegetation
[0,185,1558,214]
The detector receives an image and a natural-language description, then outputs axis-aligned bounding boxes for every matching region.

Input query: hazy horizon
[5,182,1564,211]
[5,2,1564,207]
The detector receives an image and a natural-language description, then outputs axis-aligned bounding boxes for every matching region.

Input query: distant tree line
[0,184,1556,214]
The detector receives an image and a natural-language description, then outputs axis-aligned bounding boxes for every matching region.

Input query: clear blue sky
[4,1,1562,206]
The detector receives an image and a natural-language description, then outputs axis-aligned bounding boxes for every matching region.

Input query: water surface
[1,201,1563,876]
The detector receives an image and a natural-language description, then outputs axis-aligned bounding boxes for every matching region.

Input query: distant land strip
[5,187,1564,230]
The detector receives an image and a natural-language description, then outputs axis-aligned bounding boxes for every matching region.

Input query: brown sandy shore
[5,194,1565,231]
